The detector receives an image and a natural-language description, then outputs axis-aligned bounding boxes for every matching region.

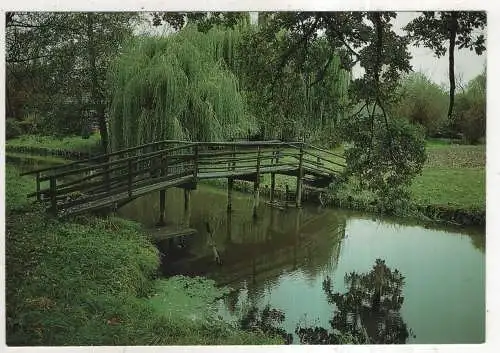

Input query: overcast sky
[392,12,486,86]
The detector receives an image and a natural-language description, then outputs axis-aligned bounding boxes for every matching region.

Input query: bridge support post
[270,173,276,204]
[157,189,166,226]
[49,175,57,215]
[227,177,234,212]
[183,189,191,226]
[36,172,41,201]
[226,211,232,242]
[253,147,261,218]
[184,188,191,211]
[295,144,304,208]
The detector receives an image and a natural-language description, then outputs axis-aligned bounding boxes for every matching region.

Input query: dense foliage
[6,12,138,150]
[390,72,449,136]
[235,23,351,144]
[454,70,486,143]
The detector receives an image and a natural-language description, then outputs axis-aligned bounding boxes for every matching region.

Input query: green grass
[411,168,485,210]
[410,144,485,210]
[7,134,102,154]
[5,164,282,345]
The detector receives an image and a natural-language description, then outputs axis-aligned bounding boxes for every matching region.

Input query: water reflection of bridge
[159,206,347,289]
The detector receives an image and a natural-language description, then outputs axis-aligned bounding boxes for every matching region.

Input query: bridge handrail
[302,150,347,169]
[20,140,299,176]
[20,139,193,176]
[39,143,197,181]
[304,143,345,160]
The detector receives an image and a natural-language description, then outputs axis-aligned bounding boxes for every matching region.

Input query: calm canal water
[118,184,485,344]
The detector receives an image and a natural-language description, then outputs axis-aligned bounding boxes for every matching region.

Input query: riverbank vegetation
[5,165,282,345]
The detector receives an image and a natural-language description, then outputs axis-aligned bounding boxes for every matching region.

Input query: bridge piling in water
[270,173,276,203]
[227,177,234,212]
[295,144,304,208]
[158,189,166,226]
[184,188,191,211]
[183,189,191,226]
[253,146,261,218]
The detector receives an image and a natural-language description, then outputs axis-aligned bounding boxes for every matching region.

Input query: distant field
[411,143,485,210]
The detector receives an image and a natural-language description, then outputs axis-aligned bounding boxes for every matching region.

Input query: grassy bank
[6,134,102,158]
[411,143,485,208]
[5,165,282,345]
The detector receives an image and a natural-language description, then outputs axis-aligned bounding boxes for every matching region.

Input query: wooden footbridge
[21,140,345,219]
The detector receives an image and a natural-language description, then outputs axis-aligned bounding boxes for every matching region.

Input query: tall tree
[6,12,138,152]
[151,11,250,32]
[107,25,258,150]
[404,11,486,119]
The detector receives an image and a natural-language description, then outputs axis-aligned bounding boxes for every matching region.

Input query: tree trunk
[86,13,109,154]
[447,13,458,119]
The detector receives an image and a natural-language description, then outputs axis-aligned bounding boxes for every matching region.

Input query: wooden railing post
[36,172,41,201]
[49,175,57,215]
[295,143,304,208]
[232,144,236,172]
[253,146,261,218]
[128,160,133,197]
[193,144,199,180]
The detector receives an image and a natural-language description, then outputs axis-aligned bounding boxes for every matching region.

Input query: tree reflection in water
[296,259,415,344]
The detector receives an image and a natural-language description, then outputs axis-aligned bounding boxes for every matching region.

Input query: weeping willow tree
[108,24,256,151]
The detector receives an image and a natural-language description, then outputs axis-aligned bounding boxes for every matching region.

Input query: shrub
[6,118,23,139]
[454,71,486,144]
[390,72,448,136]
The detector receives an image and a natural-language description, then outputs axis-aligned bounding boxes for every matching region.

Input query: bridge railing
[195,142,298,176]
[32,143,197,214]
[20,139,193,202]
[285,142,346,176]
